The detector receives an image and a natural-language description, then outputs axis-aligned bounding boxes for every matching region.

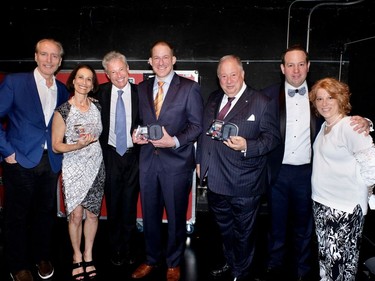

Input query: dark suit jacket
[196,85,281,197]
[261,82,323,186]
[137,72,203,174]
[95,82,140,162]
[0,72,70,172]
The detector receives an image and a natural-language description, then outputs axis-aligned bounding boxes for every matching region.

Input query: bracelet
[365,118,374,132]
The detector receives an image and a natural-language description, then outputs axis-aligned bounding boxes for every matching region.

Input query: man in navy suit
[0,38,70,281]
[131,41,204,281]
[95,51,140,267]
[196,55,281,281]
[262,44,371,281]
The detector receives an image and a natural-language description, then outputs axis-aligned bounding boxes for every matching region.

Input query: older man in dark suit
[131,41,204,281]
[95,51,140,267]
[196,55,280,281]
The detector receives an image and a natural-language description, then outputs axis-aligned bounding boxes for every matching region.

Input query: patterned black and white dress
[56,101,105,217]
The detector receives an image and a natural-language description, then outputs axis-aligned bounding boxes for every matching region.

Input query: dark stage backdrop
[0,0,374,102]
[348,39,375,132]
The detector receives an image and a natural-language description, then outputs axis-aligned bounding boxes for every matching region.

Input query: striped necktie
[217,97,235,120]
[154,81,165,119]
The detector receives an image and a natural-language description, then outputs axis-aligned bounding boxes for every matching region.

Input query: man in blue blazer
[196,55,280,281]
[131,41,204,281]
[0,38,70,281]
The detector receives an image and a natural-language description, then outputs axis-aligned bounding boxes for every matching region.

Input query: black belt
[108,145,134,154]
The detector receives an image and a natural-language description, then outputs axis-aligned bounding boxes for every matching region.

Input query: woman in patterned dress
[309,77,375,281]
[52,64,105,280]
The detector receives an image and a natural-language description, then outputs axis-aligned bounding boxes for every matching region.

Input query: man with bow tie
[287,86,306,97]
[261,44,371,281]
[196,55,280,281]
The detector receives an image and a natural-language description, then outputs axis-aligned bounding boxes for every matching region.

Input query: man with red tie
[196,55,281,281]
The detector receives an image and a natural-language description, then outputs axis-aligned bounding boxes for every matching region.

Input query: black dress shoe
[296,274,313,281]
[110,252,124,266]
[265,267,283,281]
[233,275,252,281]
[124,253,136,265]
[37,261,54,279]
[210,263,231,277]
[296,269,316,281]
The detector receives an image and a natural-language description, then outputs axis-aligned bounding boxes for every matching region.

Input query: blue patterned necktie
[288,86,306,97]
[115,90,127,156]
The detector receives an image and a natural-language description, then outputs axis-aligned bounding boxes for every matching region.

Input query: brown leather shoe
[10,270,34,281]
[167,266,180,281]
[131,263,155,279]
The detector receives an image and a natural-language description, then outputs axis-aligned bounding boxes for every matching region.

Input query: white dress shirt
[282,81,311,165]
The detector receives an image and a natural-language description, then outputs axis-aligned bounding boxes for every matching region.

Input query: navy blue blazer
[261,82,323,186]
[0,72,70,172]
[196,85,281,197]
[137,72,204,174]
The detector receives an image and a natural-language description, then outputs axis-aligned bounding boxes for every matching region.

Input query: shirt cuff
[173,136,180,149]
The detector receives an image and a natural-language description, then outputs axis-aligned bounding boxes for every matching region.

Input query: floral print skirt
[312,201,365,281]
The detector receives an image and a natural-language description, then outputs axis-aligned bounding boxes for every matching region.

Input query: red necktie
[217,97,234,120]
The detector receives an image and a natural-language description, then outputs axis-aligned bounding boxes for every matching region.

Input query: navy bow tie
[288,86,306,97]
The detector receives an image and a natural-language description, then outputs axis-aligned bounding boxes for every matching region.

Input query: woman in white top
[309,77,375,281]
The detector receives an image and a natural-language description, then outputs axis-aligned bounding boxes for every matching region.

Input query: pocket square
[247,114,255,121]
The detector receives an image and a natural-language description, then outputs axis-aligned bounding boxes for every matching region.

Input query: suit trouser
[104,147,139,256]
[139,157,192,267]
[208,189,261,279]
[267,163,313,278]
[2,154,58,273]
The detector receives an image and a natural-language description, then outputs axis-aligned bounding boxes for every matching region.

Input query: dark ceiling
[0,0,373,62]
[0,0,374,95]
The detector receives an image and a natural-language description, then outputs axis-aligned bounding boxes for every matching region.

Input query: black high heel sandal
[84,260,97,279]
[72,262,85,281]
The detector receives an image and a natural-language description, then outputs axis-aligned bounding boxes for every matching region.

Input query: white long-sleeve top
[312,116,375,215]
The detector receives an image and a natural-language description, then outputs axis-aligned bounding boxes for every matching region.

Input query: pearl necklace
[325,114,342,131]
